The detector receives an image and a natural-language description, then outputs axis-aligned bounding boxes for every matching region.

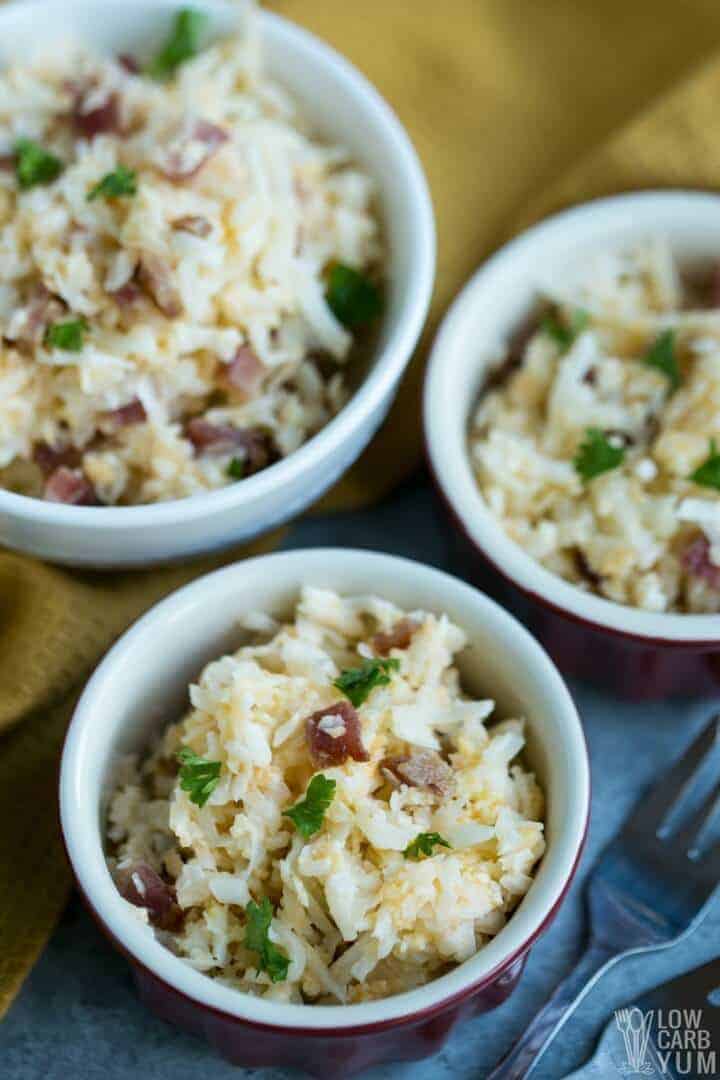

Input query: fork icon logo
[615,1008,655,1074]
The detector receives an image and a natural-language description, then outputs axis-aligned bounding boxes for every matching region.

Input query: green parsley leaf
[87,165,137,202]
[177,746,221,807]
[244,898,289,983]
[15,138,63,189]
[643,329,681,390]
[690,438,720,491]
[148,8,209,80]
[334,657,400,707]
[326,263,383,329]
[404,832,452,860]
[573,427,626,483]
[227,456,245,480]
[541,307,589,350]
[284,774,336,839]
[44,317,88,352]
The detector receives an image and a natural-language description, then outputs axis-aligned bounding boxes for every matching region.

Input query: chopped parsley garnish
[227,456,245,480]
[541,307,589,350]
[573,427,626,483]
[404,832,452,860]
[284,774,336,839]
[15,138,63,189]
[177,746,221,807]
[148,8,209,80]
[44,317,88,352]
[690,438,720,491]
[326,263,383,329]
[334,657,400,707]
[244,898,289,983]
[87,165,137,202]
[643,329,681,390]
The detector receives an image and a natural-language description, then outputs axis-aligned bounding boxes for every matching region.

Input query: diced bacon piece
[33,442,82,476]
[117,53,140,74]
[172,215,212,238]
[224,346,265,399]
[185,418,249,454]
[114,862,183,931]
[682,535,720,589]
[7,284,65,347]
[237,429,276,475]
[138,254,183,318]
[73,90,121,139]
[185,419,276,474]
[159,119,229,181]
[371,618,418,656]
[382,750,454,798]
[103,398,147,428]
[306,701,369,768]
[44,466,97,505]
[109,280,143,307]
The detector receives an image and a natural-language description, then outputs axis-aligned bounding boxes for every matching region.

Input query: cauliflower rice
[106,587,545,1004]
[0,3,382,506]
[470,238,720,613]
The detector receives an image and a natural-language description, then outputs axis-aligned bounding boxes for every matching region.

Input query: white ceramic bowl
[0,0,435,568]
[424,191,720,698]
[59,548,589,1073]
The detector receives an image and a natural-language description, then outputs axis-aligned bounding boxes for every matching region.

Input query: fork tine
[668,784,720,859]
[625,715,719,838]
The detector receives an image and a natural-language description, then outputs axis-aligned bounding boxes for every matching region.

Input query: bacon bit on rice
[102,398,147,428]
[185,419,276,473]
[109,280,143,307]
[306,701,369,768]
[137,254,183,318]
[371,618,418,656]
[158,119,229,181]
[73,90,121,139]
[44,466,97,505]
[224,346,265,399]
[114,862,183,931]
[682,535,720,589]
[382,750,454,798]
[8,284,65,347]
[117,54,140,75]
[33,442,82,476]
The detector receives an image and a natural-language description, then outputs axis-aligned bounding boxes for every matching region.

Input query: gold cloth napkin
[4,0,720,1017]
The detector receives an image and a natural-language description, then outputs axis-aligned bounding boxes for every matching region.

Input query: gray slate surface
[3,472,719,1080]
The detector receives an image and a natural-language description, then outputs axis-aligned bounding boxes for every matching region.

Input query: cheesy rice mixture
[471,239,720,613]
[0,3,382,506]
[106,588,545,1003]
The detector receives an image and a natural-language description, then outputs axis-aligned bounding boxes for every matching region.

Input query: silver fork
[488,714,720,1080]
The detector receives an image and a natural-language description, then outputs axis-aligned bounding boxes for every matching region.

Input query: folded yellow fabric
[5,0,720,1018]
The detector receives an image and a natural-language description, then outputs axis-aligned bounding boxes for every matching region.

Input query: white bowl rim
[424,189,720,645]
[60,547,589,1031]
[0,0,435,530]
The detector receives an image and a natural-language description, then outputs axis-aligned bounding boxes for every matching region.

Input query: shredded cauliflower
[106,587,545,1004]
[471,238,720,613]
[0,2,381,505]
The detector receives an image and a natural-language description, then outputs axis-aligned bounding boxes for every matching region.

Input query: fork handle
[487,939,620,1080]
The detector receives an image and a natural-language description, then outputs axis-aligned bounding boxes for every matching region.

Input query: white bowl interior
[60,549,589,1030]
[0,0,435,531]
[425,191,720,643]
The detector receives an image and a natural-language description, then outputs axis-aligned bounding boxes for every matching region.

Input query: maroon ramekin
[423,191,720,701]
[59,549,590,1072]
